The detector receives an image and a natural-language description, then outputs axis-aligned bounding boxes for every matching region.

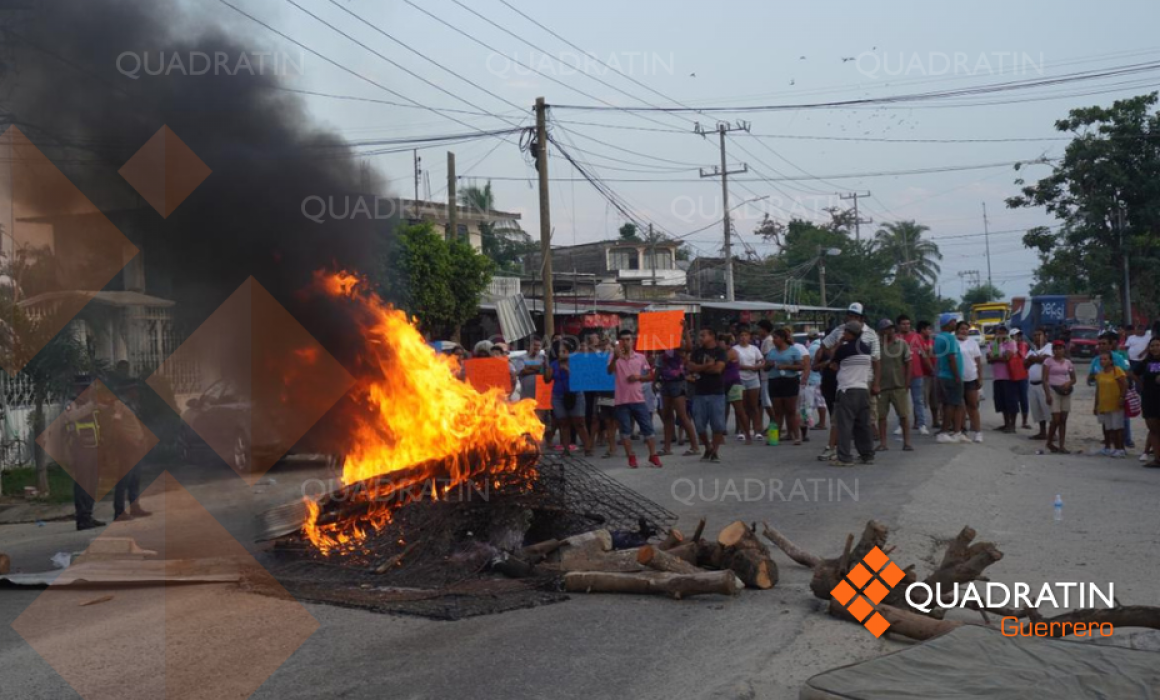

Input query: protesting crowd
[471,305,1160,471]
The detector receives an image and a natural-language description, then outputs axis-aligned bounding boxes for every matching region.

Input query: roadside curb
[0,503,75,525]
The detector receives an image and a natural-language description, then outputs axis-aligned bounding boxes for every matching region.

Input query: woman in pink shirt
[1043,340,1077,453]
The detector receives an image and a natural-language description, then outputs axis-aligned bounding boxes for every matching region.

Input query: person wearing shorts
[608,330,661,468]
[957,321,984,443]
[546,341,593,455]
[688,328,728,462]
[765,328,805,444]
[935,314,966,442]
[1042,340,1077,454]
[1092,351,1127,457]
[657,346,699,456]
[733,329,765,442]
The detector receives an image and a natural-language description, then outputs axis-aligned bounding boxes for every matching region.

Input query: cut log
[657,529,684,551]
[827,599,972,641]
[690,518,706,544]
[543,548,645,573]
[694,541,726,570]
[665,542,699,566]
[761,522,822,569]
[519,539,562,564]
[724,548,777,590]
[717,521,751,548]
[637,545,701,575]
[564,570,744,599]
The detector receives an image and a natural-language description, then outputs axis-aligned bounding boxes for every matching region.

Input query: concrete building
[400,199,524,253]
[525,239,686,301]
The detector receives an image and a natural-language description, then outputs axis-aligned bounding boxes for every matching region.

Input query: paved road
[2,385,1158,699]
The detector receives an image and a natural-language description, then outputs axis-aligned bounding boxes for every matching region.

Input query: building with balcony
[524,239,687,301]
[400,199,524,253]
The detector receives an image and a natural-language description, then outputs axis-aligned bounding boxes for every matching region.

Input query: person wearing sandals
[720,334,749,443]
[545,341,593,456]
[875,319,914,452]
[1043,340,1077,454]
[957,321,985,444]
[733,329,765,444]
[608,330,663,469]
[657,344,700,456]
[1092,351,1128,458]
[765,328,805,445]
[1135,337,1160,469]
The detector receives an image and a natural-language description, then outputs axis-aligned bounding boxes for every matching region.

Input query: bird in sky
[789,79,795,85]
[841,57,855,62]
[689,72,696,78]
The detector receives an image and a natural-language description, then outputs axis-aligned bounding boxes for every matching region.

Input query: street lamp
[818,247,841,307]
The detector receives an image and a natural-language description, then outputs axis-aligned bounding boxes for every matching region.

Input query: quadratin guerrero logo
[829,546,907,638]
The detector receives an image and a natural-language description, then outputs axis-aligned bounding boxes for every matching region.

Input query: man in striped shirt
[832,321,876,467]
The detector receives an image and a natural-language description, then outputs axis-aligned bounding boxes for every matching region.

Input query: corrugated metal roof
[495,294,536,341]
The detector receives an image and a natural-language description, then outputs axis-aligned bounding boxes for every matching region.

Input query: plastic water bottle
[766,424,780,446]
[1053,495,1063,522]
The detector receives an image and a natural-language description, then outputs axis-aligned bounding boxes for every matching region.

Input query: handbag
[1051,384,1074,396]
[1125,388,1142,418]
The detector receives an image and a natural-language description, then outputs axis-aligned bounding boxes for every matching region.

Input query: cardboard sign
[636,311,685,351]
[535,375,553,410]
[568,352,615,392]
[464,357,512,394]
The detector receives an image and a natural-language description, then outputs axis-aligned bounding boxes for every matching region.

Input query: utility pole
[982,202,992,286]
[535,97,555,338]
[840,191,872,242]
[958,270,980,296]
[1117,203,1131,326]
[696,120,750,301]
[648,222,657,291]
[446,151,457,242]
[818,247,828,308]
[413,149,421,219]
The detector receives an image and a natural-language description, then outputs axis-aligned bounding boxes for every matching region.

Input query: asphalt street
[2,380,1158,699]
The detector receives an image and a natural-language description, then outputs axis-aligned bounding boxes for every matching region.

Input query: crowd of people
[475,305,1160,471]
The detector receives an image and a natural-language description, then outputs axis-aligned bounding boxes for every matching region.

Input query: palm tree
[874,220,942,286]
[458,181,494,216]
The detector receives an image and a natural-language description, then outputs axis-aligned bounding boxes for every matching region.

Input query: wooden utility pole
[840,192,872,242]
[648,223,657,291]
[696,121,749,301]
[536,97,555,337]
[982,202,992,286]
[818,246,828,308]
[413,149,421,219]
[447,151,457,241]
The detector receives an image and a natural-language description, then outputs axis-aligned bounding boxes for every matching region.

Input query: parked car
[177,378,294,474]
[1068,325,1100,359]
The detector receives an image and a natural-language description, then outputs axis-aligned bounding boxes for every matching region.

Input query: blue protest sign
[569,352,615,392]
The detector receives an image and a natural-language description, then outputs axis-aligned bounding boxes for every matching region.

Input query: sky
[208,0,1160,300]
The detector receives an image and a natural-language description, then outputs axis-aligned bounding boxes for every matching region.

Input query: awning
[697,301,845,313]
[494,294,536,342]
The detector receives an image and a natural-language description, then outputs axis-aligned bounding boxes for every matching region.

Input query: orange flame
[302,271,541,554]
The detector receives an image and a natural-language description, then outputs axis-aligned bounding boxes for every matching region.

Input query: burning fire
[303,272,542,554]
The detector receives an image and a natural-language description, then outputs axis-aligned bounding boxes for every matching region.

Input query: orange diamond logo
[829,546,906,638]
[11,472,318,699]
[118,126,211,218]
[36,380,158,501]
[146,277,354,483]
[0,126,138,375]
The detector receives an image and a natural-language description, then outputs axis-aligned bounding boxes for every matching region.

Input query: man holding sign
[608,329,663,469]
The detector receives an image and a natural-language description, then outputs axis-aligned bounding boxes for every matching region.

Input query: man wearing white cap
[823,302,881,439]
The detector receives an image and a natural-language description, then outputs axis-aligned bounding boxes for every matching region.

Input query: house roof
[18,290,176,309]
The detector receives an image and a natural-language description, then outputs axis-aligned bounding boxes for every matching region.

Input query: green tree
[459,180,532,275]
[959,283,1005,317]
[1006,92,1160,321]
[379,222,493,340]
[874,220,942,286]
[618,222,640,242]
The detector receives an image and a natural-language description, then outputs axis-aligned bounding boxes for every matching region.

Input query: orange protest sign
[636,311,685,350]
[535,375,553,410]
[464,357,512,395]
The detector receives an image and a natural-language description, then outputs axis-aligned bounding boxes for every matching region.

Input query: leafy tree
[753,214,785,248]
[874,220,942,286]
[1007,92,1160,321]
[959,283,1005,317]
[618,222,640,242]
[378,222,493,340]
[459,180,532,275]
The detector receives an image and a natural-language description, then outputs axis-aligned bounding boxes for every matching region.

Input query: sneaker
[1112,449,1127,459]
[648,454,664,468]
[816,446,833,461]
[1140,453,1151,463]
[893,426,903,436]
[973,432,984,444]
[919,426,931,436]
[861,456,876,465]
[1098,448,1113,457]
[628,455,639,469]
[832,459,856,467]
[937,433,957,444]
[709,452,721,463]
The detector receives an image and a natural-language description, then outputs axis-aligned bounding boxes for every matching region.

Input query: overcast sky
[216,0,1160,300]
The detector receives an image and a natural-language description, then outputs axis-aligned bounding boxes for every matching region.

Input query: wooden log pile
[493,518,778,600]
[762,519,1160,641]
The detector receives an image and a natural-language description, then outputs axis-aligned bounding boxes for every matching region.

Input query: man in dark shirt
[687,328,728,462]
